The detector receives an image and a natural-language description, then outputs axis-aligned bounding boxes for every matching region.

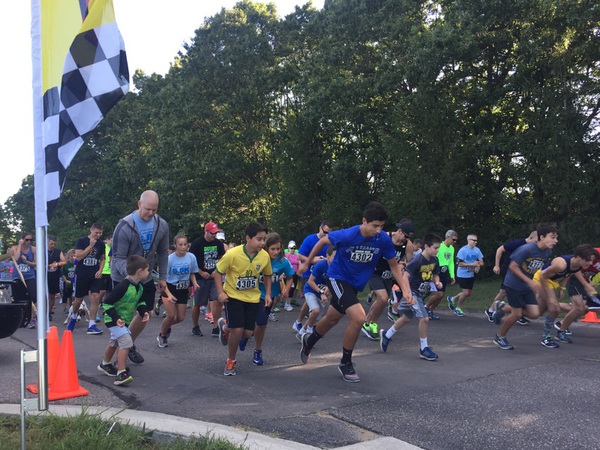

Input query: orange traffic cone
[48,330,89,400]
[27,326,60,394]
[580,311,600,323]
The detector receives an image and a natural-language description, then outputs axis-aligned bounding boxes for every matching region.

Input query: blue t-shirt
[298,233,329,279]
[326,225,396,291]
[456,245,484,278]
[133,213,154,252]
[166,253,199,286]
[304,259,329,295]
[504,242,552,291]
[260,256,294,299]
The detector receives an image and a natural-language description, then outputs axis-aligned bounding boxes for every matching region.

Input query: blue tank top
[544,255,579,281]
[14,246,35,280]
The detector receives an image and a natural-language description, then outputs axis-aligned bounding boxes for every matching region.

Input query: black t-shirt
[74,237,105,276]
[373,238,407,278]
[500,238,527,271]
[189,237,225,274]
[47,248,63,280]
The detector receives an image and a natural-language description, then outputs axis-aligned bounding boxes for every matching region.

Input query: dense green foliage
[2,0,599,261]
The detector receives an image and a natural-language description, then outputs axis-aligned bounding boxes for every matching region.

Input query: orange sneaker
[224,359,236,376]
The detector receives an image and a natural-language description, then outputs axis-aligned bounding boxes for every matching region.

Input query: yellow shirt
[216,245,272,303]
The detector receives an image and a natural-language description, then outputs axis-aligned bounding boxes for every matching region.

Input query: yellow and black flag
[33,0,128,226]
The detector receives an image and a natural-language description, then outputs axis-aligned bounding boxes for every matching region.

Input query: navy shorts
[505,286,538,308]
[255,298,272,327]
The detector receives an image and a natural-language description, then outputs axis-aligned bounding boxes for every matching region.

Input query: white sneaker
[296,327,307,340]
[284,304,293,312]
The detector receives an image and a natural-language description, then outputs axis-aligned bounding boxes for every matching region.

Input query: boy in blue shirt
[298,202,413,383]
[379,233,443,360]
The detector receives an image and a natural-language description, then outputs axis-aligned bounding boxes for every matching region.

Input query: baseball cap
[216,232,225,241]
[288,240,296,248]
[395,220,415,236]
[204,222,219,234]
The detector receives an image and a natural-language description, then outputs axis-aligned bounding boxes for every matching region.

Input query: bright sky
[0,0,323,204]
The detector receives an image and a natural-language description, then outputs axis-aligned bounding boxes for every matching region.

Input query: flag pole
[31,0,48,411]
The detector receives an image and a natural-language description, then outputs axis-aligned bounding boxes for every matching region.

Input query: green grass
[0,412,245,450]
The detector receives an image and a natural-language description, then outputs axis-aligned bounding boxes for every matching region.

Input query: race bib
[440,266,448,273]
[381,270,393,280]
[236,276,257,290]
[82,257,98,267]
[19,264,30,273]
[176,280,190,290]
[205,260,216,270]
[418,282,431,295]
[350,250,374,263]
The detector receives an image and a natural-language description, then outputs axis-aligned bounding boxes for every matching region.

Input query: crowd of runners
[3,191,599,385]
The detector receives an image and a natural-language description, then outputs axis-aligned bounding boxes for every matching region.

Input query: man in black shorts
[46,235,66,321]
[67,223,105,334]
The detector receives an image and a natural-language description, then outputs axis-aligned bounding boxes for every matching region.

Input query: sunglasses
[24,239,32,242]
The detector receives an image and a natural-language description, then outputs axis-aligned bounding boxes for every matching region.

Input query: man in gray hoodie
[111,190,170,364]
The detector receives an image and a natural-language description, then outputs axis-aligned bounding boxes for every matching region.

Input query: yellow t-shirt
[216,245,272,303]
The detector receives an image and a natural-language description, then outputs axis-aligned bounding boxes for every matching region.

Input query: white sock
[420,338,428,350]
[89,320,95,327]
[385,327,398,339]
[307,326,314,334]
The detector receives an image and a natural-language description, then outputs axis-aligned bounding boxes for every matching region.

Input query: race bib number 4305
[350,250,374,263]
[236,276,257,290]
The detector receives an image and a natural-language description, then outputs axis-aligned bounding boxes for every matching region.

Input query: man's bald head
[137,190,159,221]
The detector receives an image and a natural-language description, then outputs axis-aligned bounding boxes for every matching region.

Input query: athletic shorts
[567,277,587,298]
[108,328,133,349]
[457,276,475,290]
[194,278,218,307]
[304,291,322,311]
[100,274,113,292]
[164,282,190,305]
[398,292,428,319]
[47,274,61,295]
[327,278,359,314]
[505,286,538,308]
[500,264,510,289]
[224,297,259,330]
[74,273,103,298]
[368,274,394,298]
[532,269,560,290]
[438,270,449,292]
[255,298,272,327]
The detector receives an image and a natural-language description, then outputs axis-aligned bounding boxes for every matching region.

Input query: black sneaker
[191,325,203,336]
[211,327,219,338]
[300,333,311,364]
[97,362,117,376]
[114,370,133,386]
[485,310,494,323]
[157,334,168,348]
[128,345,144,364]
[517,317,530,326]
[338,363,360,383]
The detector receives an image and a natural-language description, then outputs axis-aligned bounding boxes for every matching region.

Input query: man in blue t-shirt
[447,234,484,317]
[297,202,413,383]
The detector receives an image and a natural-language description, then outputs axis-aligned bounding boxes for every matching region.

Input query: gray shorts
[368,274,394,297]
[398,292,428,319]
[194,278,218,306]
[304,292,322,311]
[108,328,134,349]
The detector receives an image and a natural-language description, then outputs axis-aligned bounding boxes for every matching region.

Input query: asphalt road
[1,304,599,449]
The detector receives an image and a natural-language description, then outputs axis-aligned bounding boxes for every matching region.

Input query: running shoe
[554,321,572,335]
[366,291,373,305]
[95,315,101,322]
[447,295,456,311]
[300,333,311,364]
[205,313,214,323]
[361,322,379,341]
[419,346,439,361]
[224,359,236,376]
[199,306,207,314]
[493,335,514,350]
[128,345,144,364]
[268,313,278,322]
[154,303,160,316]
[387,307,400,322]
[211,327,219,338]
[541,335,560,348]
[253,350,264,366]
[67,315,77,331]
[492,301,505,324]
[86,324,103,335]
[427,308,440,320]
[517,317,530,326]
[379,329,391,352]
[162,311,167,318]
[454,307,465,317]
[338,363,360,383]
[556,330,572,344]
[97,362,117,376]
[292,321,302,333]
[191,325,203,336]
[284,304,293,312]
[296,327,307,341]
[114,370,133,386]
[291,299,300,306]
[28,318,37,329]
[218,318,229,346]
[273,306,280,312]
[157,334,168,348]
[485,309,494,323]
[239,337,249,351]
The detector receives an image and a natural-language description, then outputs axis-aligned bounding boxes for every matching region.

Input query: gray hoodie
[110,211,170,284]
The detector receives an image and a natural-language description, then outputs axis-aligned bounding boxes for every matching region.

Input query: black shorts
[457,276,475,290]
[368,274,394,298]
[438,270,449,292]
[164,282,189,305]
[255,298,272,327]
[224,297,259,331]
[100,274,113,292]
[74,274,103,298]
[505,286,538,308]
[47,274,61,295]
[327,278,359,314]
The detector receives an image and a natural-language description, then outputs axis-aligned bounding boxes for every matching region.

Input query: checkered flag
[35,0,128,226]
